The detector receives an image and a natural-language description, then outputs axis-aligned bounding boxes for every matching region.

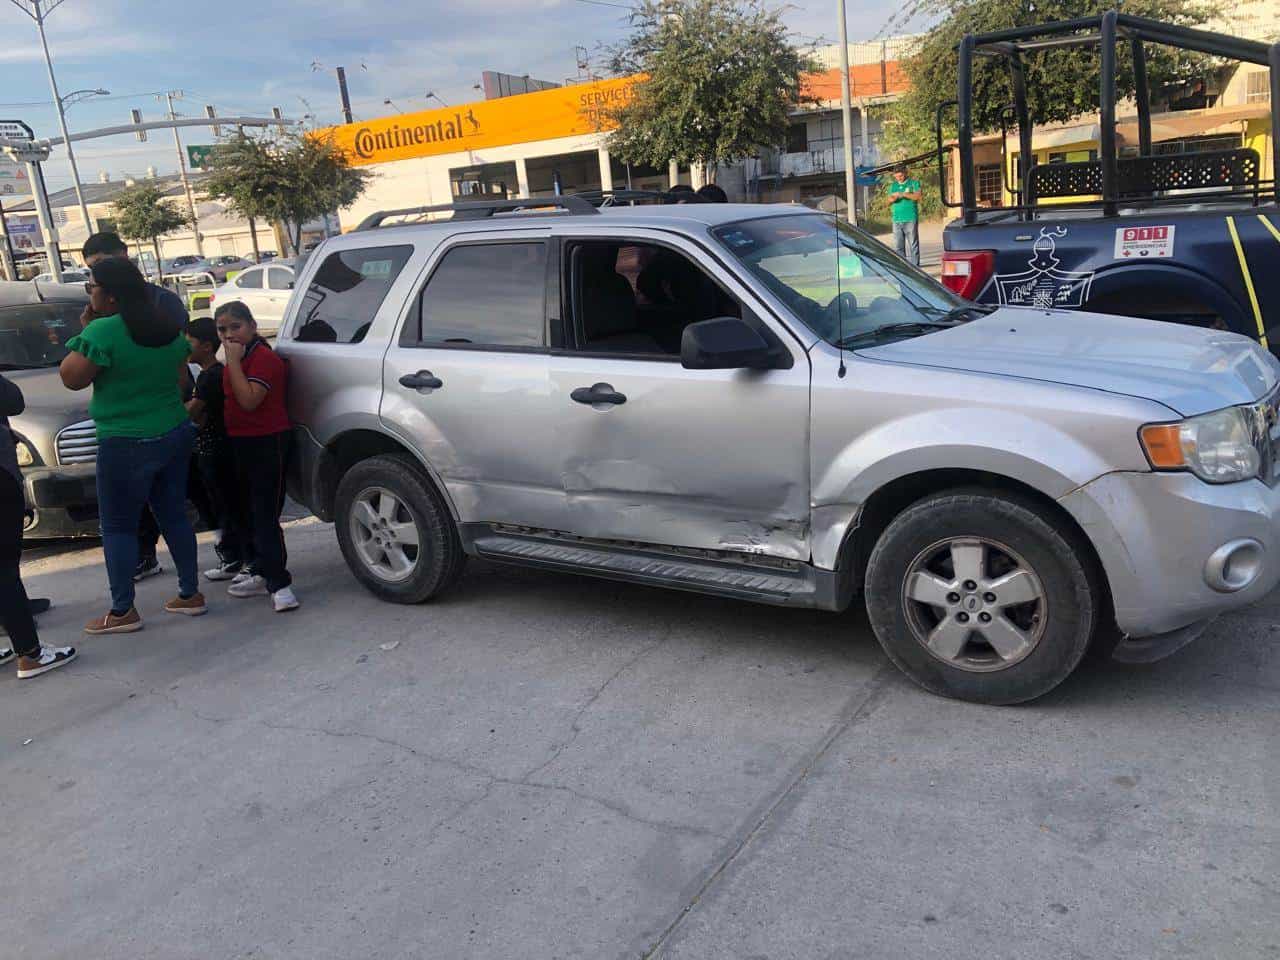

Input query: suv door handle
[399,370,443,390]
[571,382,626,406]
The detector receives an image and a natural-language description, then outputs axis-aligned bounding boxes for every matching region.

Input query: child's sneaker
[133,557,162,582]
[164,593,208,616]
[271,586,299,612]
[227,575,268,598]
[16,645,76,678]
[203,561,242,582]
[84,608,143,635]
[0,646,13,666]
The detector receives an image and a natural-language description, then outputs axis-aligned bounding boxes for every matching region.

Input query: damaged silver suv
[278,197,1280,704]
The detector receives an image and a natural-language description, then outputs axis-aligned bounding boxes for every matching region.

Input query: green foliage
[881,0,1215,192]
[604,0,817,168]
[201,130,371,252]
[111,182,192,246]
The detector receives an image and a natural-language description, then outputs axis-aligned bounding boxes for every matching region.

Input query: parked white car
[209,262,295,335]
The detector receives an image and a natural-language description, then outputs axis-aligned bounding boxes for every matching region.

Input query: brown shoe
[17,645,76,678]
[164,593,207,617]
[84,608,143,635]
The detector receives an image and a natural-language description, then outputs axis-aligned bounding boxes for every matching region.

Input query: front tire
[334,454,464,604]
[864,490,1096,705]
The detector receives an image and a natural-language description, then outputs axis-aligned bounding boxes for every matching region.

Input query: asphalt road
[3,519,1277,959]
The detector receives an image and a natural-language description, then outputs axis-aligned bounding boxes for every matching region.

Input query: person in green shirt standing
[59,257,208,634]
[888,163,922,266]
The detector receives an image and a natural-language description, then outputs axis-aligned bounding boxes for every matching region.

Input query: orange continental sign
[318,76,642,166]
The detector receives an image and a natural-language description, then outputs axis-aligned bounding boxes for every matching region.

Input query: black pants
[138,456,215,562]
[197,446,252,567]
[231,432,292,593]
[0,470,38,657]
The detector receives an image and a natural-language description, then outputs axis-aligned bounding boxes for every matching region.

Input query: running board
[463,527,836,608]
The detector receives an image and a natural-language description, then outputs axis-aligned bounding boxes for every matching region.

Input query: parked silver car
[277,197,1280,704]
[0,281,98,537]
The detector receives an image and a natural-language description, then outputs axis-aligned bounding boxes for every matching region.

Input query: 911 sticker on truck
[1114,225,1175,259]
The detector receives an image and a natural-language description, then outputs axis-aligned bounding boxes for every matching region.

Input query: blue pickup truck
[940,13,1280,348]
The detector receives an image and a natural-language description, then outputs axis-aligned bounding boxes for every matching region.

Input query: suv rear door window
[411,242,546,348]
[295,245,413,344]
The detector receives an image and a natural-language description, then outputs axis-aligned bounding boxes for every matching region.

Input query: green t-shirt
[888,178,921,223]
[66,314,190,440]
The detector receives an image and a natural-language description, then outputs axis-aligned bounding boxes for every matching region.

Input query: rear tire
[334,454,465,604]
[864,490,1096,705]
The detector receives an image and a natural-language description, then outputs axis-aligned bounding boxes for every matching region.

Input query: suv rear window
[409,242,546,348]
[295,246,413,344]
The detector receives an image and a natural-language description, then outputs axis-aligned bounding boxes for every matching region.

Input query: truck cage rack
[943,11,1280,224]
[356,196,600,231]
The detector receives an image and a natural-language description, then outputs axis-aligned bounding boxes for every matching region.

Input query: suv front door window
[548,232,811,560]
[379,236,569,532]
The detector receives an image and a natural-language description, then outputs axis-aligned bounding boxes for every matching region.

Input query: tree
[604,0,816,175]
[878,0,1214,219]
[110,183,194,276]
[202,130,371,255]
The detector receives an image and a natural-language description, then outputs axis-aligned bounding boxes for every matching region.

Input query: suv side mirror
[681,317,778,370]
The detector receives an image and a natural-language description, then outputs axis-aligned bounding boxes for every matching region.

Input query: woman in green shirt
[60,258,207,633]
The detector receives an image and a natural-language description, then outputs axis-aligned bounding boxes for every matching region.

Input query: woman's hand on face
[80,304,97,329]
[222,340,245,365]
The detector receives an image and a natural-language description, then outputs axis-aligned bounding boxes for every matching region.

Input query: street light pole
[19,0,95,234]
[162,91,203,257]
[836,0,858,225]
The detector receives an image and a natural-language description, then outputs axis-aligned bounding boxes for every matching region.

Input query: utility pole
[161,90,203,257]
[336,67,354,124]
[8,0,94,234]
[836,0,858,225]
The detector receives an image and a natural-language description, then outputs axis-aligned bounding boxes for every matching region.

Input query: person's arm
[60,351,101,390]
[185,396,208,426]
[223,341,268,412]
[0,374,24,417]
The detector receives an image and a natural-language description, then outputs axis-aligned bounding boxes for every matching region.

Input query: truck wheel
[864,491,1096,705]
[334,454,465,604]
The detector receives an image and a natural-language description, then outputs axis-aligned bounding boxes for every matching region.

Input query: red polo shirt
[224,338,290,437]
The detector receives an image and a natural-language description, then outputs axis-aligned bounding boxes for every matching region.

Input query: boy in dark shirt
[184,318,250,580]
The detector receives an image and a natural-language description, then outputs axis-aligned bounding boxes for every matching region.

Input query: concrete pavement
[2,520,1277,959]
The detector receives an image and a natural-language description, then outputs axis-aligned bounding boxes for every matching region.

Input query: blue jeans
[893,219,920,266]
[96,422,199,614]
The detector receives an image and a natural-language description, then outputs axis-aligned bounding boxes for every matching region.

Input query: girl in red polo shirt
[214,302,299,612]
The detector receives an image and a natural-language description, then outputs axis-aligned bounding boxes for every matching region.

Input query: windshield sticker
[994,226,1094,309]
[1114,225,1175,259]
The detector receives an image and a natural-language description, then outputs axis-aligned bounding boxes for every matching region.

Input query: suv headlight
[1140,405,1266,484]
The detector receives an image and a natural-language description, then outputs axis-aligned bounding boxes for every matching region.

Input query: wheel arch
[1085,262,1251,337]
[317,428,459,523]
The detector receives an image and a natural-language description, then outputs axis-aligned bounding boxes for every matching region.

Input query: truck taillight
[941,250,995,300]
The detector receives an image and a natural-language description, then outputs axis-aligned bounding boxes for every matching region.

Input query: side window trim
[401,238,549,353]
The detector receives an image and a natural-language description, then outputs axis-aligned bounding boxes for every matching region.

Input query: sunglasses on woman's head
[84,282,100,294]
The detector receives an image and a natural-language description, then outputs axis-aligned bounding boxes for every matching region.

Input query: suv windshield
[713,214,973,346]
[0,301,83,369]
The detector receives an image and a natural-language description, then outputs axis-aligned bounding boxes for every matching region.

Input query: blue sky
[1,0,892,194]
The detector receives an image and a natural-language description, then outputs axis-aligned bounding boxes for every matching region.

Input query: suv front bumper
[1060,471,1280,641]
[22,463,99,538]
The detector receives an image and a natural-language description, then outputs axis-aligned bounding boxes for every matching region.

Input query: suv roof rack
[355,196,598,231]
[572,189,712,207]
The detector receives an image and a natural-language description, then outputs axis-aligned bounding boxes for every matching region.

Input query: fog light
[1204,538,1263,593]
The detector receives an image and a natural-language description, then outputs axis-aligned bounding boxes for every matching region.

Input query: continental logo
[353,110,481,160]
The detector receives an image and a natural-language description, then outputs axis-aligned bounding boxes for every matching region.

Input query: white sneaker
[204,561,243,582]
[272,587,299,612]
[0,646,13,666]
[227,575,268,598]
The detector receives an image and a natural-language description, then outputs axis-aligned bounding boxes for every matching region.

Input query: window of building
[1247,71,1270,103]
[449,160,518,200]
[1152,134,1243,155]
[525,151,601,197]
[409,242,546,348]
[1048,152,1067,164]
[976,165,1003,204]
[785,122,808,154]
[294,245,413,344]
[568,241,740,357]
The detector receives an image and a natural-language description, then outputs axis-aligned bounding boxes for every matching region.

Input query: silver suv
[278,198,1280,704]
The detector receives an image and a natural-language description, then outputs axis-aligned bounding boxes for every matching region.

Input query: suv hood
[857,308,1279,416]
